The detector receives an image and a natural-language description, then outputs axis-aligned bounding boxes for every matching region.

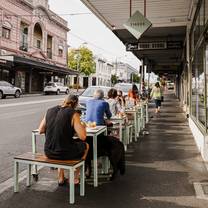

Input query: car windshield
[81,87,109,97]
[114,84,132,93]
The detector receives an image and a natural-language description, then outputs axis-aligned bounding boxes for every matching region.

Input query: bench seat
[14,152,85,204]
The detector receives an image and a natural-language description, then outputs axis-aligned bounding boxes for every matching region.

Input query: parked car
[0,81,22,99]
[79,86,111,108]
[44,82,69,95]
[114,83,140,96]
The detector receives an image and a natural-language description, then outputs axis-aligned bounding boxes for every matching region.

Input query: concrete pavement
[1,92,208,207]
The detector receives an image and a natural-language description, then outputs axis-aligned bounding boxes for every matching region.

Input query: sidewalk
[1,92,208,208]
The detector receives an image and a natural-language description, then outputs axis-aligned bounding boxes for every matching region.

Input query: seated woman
[126,84,140,107]
[38,95,89,185]
[107,88,123,117]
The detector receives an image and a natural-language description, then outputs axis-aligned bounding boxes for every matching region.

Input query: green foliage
[111,74,118,85]
[132,73,140,83]
[68,47,96,76]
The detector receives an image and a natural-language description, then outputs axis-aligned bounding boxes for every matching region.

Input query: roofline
[80,0,114,30]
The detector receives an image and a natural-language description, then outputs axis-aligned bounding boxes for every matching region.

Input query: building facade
[0,0,76,93]
[112,62,138,82]
[71,57,113,88]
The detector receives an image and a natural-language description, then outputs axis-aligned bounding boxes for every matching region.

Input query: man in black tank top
[38,95,89,185]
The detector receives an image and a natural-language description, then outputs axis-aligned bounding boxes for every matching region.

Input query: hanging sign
[124,10,152,39]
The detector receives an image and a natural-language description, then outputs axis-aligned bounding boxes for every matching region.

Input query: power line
[5,13,92,17]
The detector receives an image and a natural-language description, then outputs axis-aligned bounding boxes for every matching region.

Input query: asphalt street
[0,94,69,183]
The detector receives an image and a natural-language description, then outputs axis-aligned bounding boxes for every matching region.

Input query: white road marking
[0,167,42,195]
[0,98,64,108]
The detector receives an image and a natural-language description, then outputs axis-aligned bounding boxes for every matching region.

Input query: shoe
[58,178,68,186]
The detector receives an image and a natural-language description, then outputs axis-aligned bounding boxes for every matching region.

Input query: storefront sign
[126,41,182,51]
[124,10,152,39]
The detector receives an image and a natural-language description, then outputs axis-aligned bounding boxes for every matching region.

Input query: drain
[193,182,208,200]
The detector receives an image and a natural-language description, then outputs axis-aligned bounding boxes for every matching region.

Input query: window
[2,27,10,39]
[36,40,41,49]
[58,46,64,57]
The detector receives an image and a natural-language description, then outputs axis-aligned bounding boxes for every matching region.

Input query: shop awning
[0,55,79,75]
[81,0,192,74]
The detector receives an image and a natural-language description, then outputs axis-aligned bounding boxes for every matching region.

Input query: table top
[86,125,107,134]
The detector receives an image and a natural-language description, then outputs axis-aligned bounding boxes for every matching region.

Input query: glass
[191,57,197,118]
[197,43,206,125]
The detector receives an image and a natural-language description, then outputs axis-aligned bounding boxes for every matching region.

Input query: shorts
[154,99,161,108]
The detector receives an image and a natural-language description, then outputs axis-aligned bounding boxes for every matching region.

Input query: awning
[0,55,79,75]
[80,0,192,74]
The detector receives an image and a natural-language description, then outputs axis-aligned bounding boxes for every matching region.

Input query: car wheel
[44,92,48,95]
[14,90,21,98]
[0,91,3,99]
[56,89,60,95]
[65,89,69,94]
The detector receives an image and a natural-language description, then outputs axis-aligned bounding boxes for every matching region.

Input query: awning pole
[130,0,132,17]
[144,0,146,17]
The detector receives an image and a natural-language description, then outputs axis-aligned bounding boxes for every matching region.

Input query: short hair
[64,94,78,108]
[94,89,104,99]
[108,88,117,99]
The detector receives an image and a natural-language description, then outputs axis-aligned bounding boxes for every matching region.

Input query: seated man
[38,95,89,185]
[85,89,125,180]
[85,89,112,125]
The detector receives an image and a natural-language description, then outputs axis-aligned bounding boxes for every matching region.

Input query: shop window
[2,27,10,39]
[191,58,197,118]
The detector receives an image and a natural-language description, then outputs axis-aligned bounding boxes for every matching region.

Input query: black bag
[161,96,164,102]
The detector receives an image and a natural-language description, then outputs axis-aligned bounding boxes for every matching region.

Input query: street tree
[111,74,118,85]
[68,47,96,76]
[132,73,140,83]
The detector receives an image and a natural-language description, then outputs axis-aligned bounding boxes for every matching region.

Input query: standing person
[85,89,125,180]
[117,90,125,111]
[150,82,162,114]
[38,95,89,185]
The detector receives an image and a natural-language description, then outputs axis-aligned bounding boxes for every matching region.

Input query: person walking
[150,82,162,114]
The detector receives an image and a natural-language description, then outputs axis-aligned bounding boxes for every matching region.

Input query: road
[0,94,70,183]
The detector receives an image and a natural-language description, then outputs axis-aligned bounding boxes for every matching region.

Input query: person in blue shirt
[85,89,125,180]
[85,89,112,125]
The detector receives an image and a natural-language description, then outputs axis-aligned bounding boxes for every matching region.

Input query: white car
[44,82,69,95]
[0,81,22,99]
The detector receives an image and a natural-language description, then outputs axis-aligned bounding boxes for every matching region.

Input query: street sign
[124,10,152,39]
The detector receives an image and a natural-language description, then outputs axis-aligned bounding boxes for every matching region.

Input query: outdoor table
[85,126,107,187]
[31,125,107,187]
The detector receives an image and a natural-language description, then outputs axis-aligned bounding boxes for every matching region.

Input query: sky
[48,0,140,70]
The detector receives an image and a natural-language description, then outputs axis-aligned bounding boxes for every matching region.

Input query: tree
[132,73,140,83]
[68,47,96,76]
[111,74,118,85]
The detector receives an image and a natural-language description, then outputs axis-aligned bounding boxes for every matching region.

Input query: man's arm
[72,113,86,141]
[38,116,46,134]
[105,102,112,119]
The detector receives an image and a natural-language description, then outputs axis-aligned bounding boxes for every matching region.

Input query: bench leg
[14,161,19,192]
[27,164,32,187]
[80,163,85,196]
[69,169,75,204]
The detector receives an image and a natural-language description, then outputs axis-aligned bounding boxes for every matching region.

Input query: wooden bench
[14,152,85,204]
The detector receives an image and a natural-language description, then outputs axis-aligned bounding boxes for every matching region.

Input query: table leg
[80,162,85,196]
[93,134,98,187]
[134,112,137,142]
[32,132,38,175]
